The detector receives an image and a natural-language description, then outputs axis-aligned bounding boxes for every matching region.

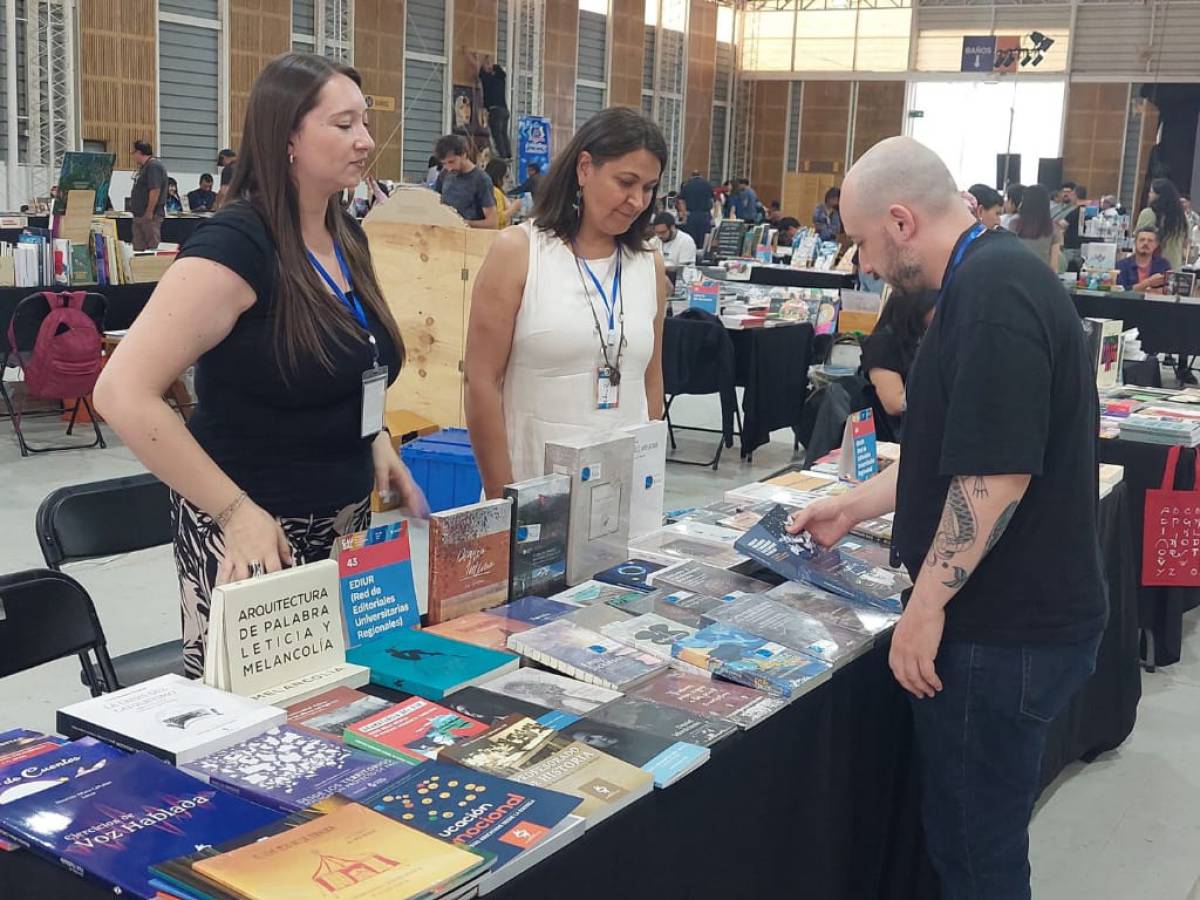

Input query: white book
[622,420,668,540]
[505,619,667,692]
[627,522,750,571]
[600,613,711,678]
[479,667,622,715]
[56,673,285,765]
[478,814,586,895]
[204,559,369,705]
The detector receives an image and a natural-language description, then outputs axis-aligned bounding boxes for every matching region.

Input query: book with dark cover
[673,623,832,700]
[546,715,709,788]
[593,559,665,592]
[629,670,787,730]
[505,619,668,692]
[607,588,725,628]
[504,474,571,601]
[649,559,772,599]
[184,725,411,813]
[428,498,513,624]
[0,752,282,899]
[285,686,392,738]
[490,595,579,626]
[345,696,489,765]
[700,594,871,669]
[0,738,125,807]
[438,686,559,727]
[584,695,736,747]
[478,668,621,716]
[346,628,519,700]
[763,581,898,638]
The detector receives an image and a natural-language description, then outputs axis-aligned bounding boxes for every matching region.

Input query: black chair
[37,473,183,689]
[0,568,119,696]
[662,308,742,469]
[1,290,109,456]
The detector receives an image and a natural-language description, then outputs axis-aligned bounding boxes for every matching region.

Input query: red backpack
[7,291,103,399]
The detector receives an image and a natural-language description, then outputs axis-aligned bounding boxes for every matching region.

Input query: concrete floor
[1,387,1197,899]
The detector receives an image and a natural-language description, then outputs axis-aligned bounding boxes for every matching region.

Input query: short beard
[883,234,929,296]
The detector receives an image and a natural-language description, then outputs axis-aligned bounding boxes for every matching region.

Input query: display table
[698,264,855,290]
[0,282,155,341]
[113,216,205,247]
[1071,290,1200,357]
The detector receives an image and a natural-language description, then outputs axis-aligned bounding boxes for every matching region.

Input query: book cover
[584,695,736,747]
[0,738,125,807]
[593,558,665,593]
[607,588,725,629]
[649,560,772,600]
[622,421,668,539]
[0,752,282,899]
[544,433,634,586]
[489,595,579,626]
[424,610,533,652]
[598,612,710,678]
[68,244,94,285]
[428,499,513,624]
[627,522,749,570]
[346,629,519,701]
[56,673,285,766]
[629,670,787,730]
[438,686,559,728]
[505,619,668,692]
[345,696,489,765]
[285,687,393,738]
[185,725,411,814]
[838,408,878,482]
[546,715,709,788]
[191,802,491,900]
[672,623,832,700]
[763,581,899,638]
[336,523,420,648]
[478,668,621,716]
[504,474,570,601]
[550,579,647,608]
[364,760,581,872]
[564,603,633,633]
[701,595,870,669]
[850,514,894,545]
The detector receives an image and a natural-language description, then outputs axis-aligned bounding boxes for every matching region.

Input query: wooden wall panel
[750,80,788,211]
[81,0,157,170]
[543,0,579,153]
[1063,83,1128,200]
[229,0,291,155]
[610,0,644,109]
[852,81,904,164]
[681,0,715,181]
[356,0,406,181]
[452,0,497,86]
[799,80,851,170]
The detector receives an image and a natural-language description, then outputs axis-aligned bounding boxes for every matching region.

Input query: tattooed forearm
[984,500,1019,553]
[926,476,978,569]
[971,476,988,499]
[943,566,969,589]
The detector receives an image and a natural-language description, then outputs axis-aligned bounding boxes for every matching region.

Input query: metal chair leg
[66,399,80,435]
[82,396,107,449]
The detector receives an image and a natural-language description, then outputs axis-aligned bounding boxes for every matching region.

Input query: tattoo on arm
[985,500,1019,553]
[943,566,969,589]
[971,476,989,499]
[925,476,980,588]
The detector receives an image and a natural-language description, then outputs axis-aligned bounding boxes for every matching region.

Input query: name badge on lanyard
[308,242,388,438]
[579,252,623,411]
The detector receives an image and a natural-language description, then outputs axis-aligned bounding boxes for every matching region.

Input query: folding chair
[37,473,183,689]
[1,290,108,456]
[662,309,743,470]
[0,568,119,696]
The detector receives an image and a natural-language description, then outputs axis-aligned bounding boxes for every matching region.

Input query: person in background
[464,107,668,496]
[217,148,237,170]
[513,162,543,199]
[164,178,183,214]
[1001,183,1024,230]
[677,169,715,251]
[474,53,511,160]
[791,135,1104,900]
[778,216,801,246]
[1182,194,1200,230]
[858,287,936,443]
[813,187,842,241]
[1061,184,1087,262]
[425,155,441,189]
[434,133,497,229]
[652,211,697,267]
[1052,181,1077,220]
[484,158,521,228]
[767,200,782,226]
[187,174,218,212]
[1100,194,1123,217]
[1011,184,1062,271]
[216,162,236,209]
[95,53,425,679]
[129,140,168,251]
[1137,178,1189,269]
[967,184,1004,230]
[1115,226,1170,293]
[729,177,759,222]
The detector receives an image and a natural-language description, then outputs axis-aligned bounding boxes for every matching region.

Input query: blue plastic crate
[401,428,483,513]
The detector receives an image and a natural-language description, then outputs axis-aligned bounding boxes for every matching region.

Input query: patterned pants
[170,491,371,679]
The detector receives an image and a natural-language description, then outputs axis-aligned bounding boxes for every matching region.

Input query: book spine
[54,712,174,764]
[343,730,423,766]
[208,774,295,815]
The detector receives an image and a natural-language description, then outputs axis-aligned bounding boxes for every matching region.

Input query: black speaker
[1037,157,1064,190]
[996,154,1021,189]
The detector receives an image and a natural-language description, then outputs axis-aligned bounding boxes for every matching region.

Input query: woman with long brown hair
[95,53,425,678]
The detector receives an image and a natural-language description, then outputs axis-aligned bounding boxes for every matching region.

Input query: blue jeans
[910,636,1101,900]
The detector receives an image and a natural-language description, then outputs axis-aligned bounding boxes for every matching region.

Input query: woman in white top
[465,108,668,497]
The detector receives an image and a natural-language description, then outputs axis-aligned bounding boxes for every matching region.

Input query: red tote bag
[1142,445,1200,586]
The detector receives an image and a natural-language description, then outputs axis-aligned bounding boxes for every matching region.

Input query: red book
[344,695,488,765]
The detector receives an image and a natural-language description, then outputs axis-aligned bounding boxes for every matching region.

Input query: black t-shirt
[679,176,714,221]
[858,323,910,444]
[479,66,507,108]
[894,228,1106,645]
[130,159,168,217]
[177,202,401,518]
[186,188,217,212]
[1063,205,1083,250]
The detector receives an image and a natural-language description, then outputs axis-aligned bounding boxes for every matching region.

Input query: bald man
[790,137,1105,900]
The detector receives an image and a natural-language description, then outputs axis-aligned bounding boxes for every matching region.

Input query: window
[576,1,608,129]
[293,0,352,60]
[709,25,733,183]
[510,0,543,132]
[645,0,686,189]
[740,0,912,75]
[402,0,448,180]
[785,82,801,172]
[292,0,316,50]
[159,5,221,174]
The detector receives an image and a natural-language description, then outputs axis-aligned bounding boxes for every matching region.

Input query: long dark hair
[875,288,936,369]
[532,107,668,254]
[1150,178,1188,245]
[1015,184,1054,239]
[227,52,404,378]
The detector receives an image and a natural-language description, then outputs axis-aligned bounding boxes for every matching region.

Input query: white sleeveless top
[503,221,657,482]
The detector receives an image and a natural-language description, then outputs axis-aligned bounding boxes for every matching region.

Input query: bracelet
[215,490,248,529]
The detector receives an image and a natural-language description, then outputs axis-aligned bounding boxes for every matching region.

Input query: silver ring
[250,560,264,577]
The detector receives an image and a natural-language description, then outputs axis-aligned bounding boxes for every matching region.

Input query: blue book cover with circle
[504,474,571,602]
[364,760,581,869]
[593,558,665,593]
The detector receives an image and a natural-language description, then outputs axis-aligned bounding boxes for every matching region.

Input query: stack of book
[1118,412,1200,446]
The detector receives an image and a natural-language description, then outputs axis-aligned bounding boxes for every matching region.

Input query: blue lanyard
[307,241,368,331]
[578,251,623,333]
[936,223,986,309]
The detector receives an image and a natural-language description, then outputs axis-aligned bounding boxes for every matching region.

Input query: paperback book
[622,420,668,539]
[606,588,725,629]
[550,579,647,608]
[700,594,871,669]
[344,696,489,765]
[346,628,519,700]
[546,715,710,788]
[506,619,668,691]
[504,473,570,601]
[563,603,633,632]
[490,595,579,626]
[428,498,513,624]
[0,738,125,807]
[599,612,711,678]
[57,673,285,765]
[762,581,899,638]
[423,610,534,652]
[673,623,832,700]
[629,670,787,730]
[285,687,392,738]
[649,559,772,600]
[584,694,736,747]
[438,685,559,728]
[335,522,420,647]
[593,558,665,592]
[478,668,622,716]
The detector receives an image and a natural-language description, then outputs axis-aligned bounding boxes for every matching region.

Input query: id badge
[596,367,620,410]
[361,366,388,437]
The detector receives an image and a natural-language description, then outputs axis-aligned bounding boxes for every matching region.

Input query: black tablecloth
[0,282,155,343]
[112,216,204,247]
[728,322,813,460]
[699,265,855,290]
[1072,290,1200,356]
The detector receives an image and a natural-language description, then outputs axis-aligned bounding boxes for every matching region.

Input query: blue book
[0,752,282,899]
[489,595,577,627]
[0,737,125,807]
[672,622,832,700]
[183,725,411,814]
[592,559,665,593]
[347,629,520,700]
[365,760,582,872]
